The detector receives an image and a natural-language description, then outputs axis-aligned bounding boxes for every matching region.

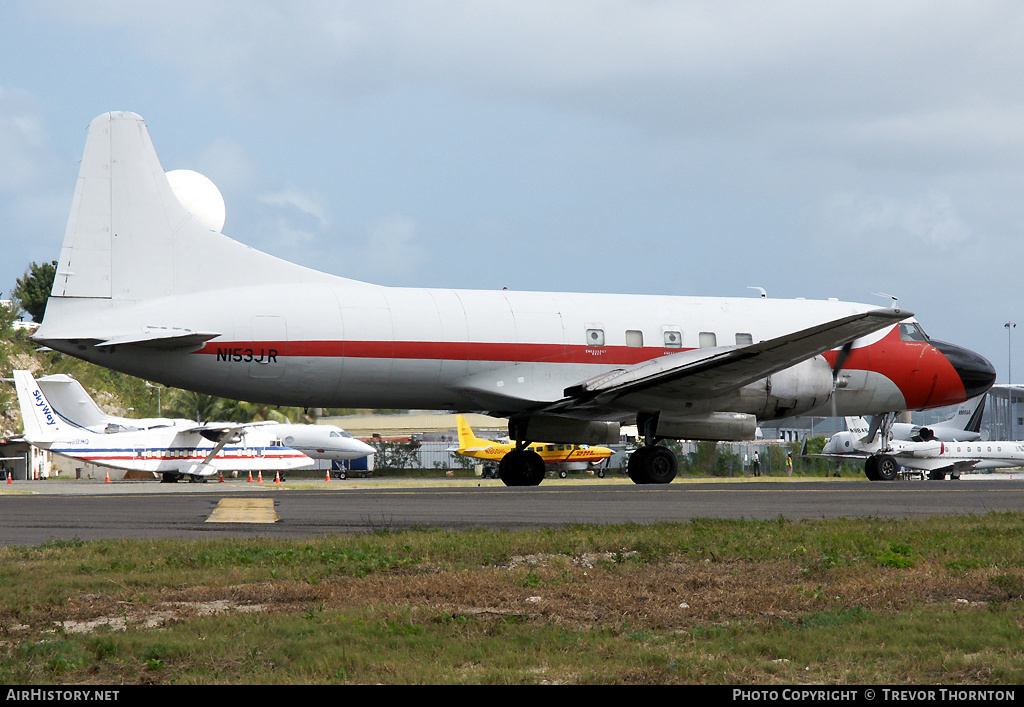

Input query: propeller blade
[832,341,854,379]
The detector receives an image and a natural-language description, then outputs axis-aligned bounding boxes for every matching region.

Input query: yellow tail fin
[456,415,484,449]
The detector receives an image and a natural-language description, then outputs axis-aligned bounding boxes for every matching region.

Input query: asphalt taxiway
[1,475,1022,546]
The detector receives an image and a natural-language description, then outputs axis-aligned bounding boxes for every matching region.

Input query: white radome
[166,169,226,232]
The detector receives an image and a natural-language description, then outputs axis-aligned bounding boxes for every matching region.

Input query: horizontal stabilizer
[97,327,221,349]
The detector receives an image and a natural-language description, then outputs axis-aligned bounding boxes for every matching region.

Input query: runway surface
[1,475,1023,546]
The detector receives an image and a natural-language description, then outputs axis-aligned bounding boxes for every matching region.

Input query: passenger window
[699,332,717,348]
[664,330,682,348]
[625,330,643,348]
[586,329,605,347]
[735,333,753,346]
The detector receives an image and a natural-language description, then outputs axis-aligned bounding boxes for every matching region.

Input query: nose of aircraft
[930,340,997,399]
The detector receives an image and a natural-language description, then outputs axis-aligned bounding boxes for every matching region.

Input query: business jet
[31,112,996,486]
[34,373,375,464]
[454,414,612,479]
[14,370,311,483]
[886,394,986,443]
[813,412,1023,480]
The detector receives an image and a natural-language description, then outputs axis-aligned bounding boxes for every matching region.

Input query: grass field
[1,513,1023,684]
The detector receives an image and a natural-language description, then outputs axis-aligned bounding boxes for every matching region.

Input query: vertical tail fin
[13,370,74,443]
[844,417,871,442]
[955,395,987,433]
[456,415,485,449]
[46,112,333,309]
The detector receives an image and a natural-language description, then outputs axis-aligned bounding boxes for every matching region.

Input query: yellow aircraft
[455,415,613,478]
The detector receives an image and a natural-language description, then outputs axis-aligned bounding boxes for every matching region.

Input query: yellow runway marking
[206,498,278,523]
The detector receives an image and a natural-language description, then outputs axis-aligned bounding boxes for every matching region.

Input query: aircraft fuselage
[42,281,979,421]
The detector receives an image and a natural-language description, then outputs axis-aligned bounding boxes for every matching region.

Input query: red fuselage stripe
[196,328,968,410]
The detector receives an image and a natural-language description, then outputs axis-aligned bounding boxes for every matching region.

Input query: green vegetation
[1,514,1023,684]
[12,260,56,323]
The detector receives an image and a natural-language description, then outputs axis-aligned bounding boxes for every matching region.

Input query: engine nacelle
[899,441,943,458]
[654,412,758,441]
[738,355,835,419]
[508,415,620,445]
[909,426,936,442]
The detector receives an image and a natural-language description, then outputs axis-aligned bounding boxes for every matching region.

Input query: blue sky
[3,1,1024,382]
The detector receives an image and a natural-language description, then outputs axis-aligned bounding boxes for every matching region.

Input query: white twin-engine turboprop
[32,112,996,486]
[14,370,311,483]
[33,373,375,465]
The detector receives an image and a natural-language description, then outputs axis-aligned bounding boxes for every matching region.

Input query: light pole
[1006,322,1016,440]
[145,382,164,415]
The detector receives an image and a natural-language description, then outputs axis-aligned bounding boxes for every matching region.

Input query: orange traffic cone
[247,470,253,483]
[104,470,111,483]
[257,470,263,483]
[325,469,331,482]
[219,472,224,483]
[6,471,11,484]
[274,470,281,484]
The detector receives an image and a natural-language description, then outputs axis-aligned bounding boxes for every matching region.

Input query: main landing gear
[864,413,899,481]
[864,454,899,481]
[498,445,546,486]
[627,413,678,485]
[627,445,678,484]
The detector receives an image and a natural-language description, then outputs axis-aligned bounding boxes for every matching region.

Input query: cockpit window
[899,323,929,342]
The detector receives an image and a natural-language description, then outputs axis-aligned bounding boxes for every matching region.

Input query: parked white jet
[32,112,996,486]
[885,394,986,443]
[34,373,375,463]
[814,411,1022,481]
[14,370,311,482]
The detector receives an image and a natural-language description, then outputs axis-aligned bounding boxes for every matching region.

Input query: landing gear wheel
[928,470,945,481]
[627,445,678,484]
[499,449,546,486]
[864,456,880,481]
[876,454,899,481]
[558,469,568,479]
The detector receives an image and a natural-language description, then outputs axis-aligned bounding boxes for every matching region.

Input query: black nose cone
[932,340,997,399]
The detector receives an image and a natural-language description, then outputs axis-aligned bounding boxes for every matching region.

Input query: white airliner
[31,112,996,486]
[34,373,375,464]
[14,370,311,482]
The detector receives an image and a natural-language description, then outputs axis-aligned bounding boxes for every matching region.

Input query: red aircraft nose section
[851,329,996,410]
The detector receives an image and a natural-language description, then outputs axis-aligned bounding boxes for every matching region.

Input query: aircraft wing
[802,452,870,461]
[555,307,910,411]
[894,457,980,474]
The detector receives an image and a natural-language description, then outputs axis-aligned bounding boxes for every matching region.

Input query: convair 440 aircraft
[14,370,311,482]
[32,112,996,486]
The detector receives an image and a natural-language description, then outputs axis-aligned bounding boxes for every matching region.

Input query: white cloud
[0,86,51,191]
[259,188,329,229]
[364,215,423,275]
[823,192,971,250]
